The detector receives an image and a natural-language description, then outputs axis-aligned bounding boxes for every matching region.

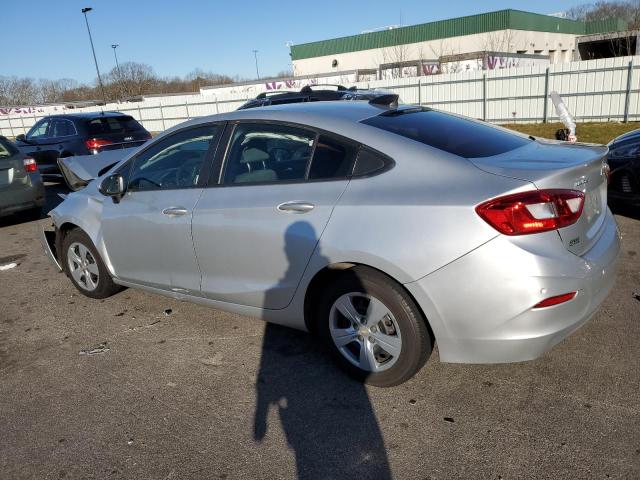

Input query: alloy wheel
[67,242,99,292]
[329,292,402,372]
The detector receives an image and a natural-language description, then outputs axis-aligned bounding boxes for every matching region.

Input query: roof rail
[369,94,399,107]
[256,91,296,99]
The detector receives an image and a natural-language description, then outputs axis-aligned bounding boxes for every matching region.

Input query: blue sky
[3,0,588,84]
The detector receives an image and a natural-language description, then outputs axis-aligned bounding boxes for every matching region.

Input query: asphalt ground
[0,183,639,480]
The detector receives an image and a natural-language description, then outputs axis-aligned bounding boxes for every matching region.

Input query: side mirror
[98,173,125,203]
[15,134,26,142]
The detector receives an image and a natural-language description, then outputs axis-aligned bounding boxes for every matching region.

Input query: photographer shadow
[254,221,391,480]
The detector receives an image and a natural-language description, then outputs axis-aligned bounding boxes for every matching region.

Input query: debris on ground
[199,353,224,366]
[0,263,17,271]
[79,342,110,356]
[633,292,640,302]
[163,309,172,316]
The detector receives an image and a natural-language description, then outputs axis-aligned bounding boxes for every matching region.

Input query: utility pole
[253,49,260,79]
[81,7,106,103]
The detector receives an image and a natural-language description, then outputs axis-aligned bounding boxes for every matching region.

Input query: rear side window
[308,135,357,180]
[353,148,389,176]
[50,119,76,137]
[362,109,530,158]
[223,123,315,184]
[86,116,145,135]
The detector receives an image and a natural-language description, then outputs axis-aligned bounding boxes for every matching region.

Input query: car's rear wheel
[317,266,432,387]
[62,229,121,299]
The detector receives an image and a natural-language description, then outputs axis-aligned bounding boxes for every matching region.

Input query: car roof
[44,111,132,121]
[195,100,392,126]
[610,128,640,145]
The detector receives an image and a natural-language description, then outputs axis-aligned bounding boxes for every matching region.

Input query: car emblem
[574,176,589,189]
[124,136,133,141]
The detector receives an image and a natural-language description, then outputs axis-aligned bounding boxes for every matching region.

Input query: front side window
[26,120,50,140]
[223,123,315,184]
[127,125,218,192]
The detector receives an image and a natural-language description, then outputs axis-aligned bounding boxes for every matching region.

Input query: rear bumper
[0,174,45,216]
[405,210,621,363]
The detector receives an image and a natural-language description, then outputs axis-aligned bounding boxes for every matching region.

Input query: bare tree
[0,77,39,106]
[566,1,640,29]
[481,29,516,54]
[1,63,240,106]
[380,27,412,78]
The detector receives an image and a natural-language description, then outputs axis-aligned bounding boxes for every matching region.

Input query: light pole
[111,44,121,77]
[81,7,106,103]
[252,49,260,80]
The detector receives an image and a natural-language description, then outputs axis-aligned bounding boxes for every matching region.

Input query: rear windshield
[0,137,18,158]
[86,116,145,135]
[361,109,530,158]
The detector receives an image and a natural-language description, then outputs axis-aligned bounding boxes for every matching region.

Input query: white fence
[1,55,638,138]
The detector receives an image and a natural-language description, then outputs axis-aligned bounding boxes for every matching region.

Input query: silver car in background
[42,99,620,386]
[0,135,45,219]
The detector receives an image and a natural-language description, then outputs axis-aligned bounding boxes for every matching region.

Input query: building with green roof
[289,9,628,78]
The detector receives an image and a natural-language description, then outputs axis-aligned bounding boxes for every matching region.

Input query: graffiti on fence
[0,105,67,116]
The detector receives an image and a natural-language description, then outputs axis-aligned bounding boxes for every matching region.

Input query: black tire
[317,266,432,387]
[61,228,121,299]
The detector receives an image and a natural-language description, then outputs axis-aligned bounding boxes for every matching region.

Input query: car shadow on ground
[254,221,392,480]
[0,181,68,228]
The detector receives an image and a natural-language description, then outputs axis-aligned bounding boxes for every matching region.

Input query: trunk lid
[0,155,24,188]
[85,116,150,151]
[470,139,609,256]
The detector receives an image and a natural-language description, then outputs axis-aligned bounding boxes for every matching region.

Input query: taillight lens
[23,157,37,173]
[476,189,585,235]
[533,292,577,308]
[85,138,113,150]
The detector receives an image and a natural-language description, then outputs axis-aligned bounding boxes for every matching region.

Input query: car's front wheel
[318,266,433,387]
[62,228,121,299]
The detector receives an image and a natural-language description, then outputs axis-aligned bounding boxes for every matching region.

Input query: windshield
[0,138,18,159]
[86,116,145,135]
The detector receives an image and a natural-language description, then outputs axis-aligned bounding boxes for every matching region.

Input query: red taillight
[23,157,37,173]
[476,189,585,235]
[85,138,113,150]
[533,292,577,309]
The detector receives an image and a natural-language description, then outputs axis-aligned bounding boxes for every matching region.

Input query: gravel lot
[1,184,639,480]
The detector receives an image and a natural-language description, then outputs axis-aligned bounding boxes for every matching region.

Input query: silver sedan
[42,100,620,386]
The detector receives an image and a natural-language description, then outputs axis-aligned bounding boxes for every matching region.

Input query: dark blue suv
[15,111,151,180]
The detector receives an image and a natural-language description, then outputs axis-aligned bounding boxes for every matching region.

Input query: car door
[19,119,56,170]
[101,123,223,293]
[192,121,358,309]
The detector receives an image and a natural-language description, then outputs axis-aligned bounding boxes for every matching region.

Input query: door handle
[277,201,315,214]
[162,207,189,217]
